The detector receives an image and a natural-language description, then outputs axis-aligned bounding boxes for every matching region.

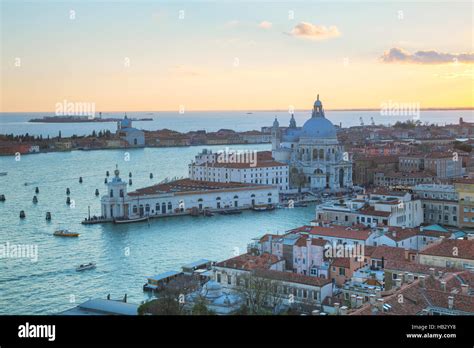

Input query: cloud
[287,22,340,41]
[380,48,474,64]
[259,21,272,30]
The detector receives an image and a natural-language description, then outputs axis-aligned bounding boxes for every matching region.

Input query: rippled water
[0,144,318,314]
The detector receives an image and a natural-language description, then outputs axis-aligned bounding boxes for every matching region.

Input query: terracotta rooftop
[254,269,332,287]
[307,225,372,241]
[420,239,474,260]
[368,245,416,262]
[358,206,391,217]
[127,179,274,196]
[215,252,282,271]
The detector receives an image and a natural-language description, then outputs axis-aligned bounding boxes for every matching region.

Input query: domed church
[272,95,353,191]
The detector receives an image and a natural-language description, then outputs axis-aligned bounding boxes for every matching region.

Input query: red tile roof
[127,179,274,196]
[215,253,282,271]
[308,225,372,241]
[420,239,474,260]
[254,269,332,287]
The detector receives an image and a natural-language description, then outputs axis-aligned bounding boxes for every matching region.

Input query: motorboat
[113,216,149,224]
[53,229,79,237]
[252,204,275,212]
[76,262,96,271]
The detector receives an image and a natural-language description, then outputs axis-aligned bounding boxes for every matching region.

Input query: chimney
[369,294,376,305]
[429,268,435,276]
[419,275,426,288]
[404,272,409,282]
[356,296,363,308]
[311,309,320,315]
[407,273,414,283]
[395,278,402,289]
[440,281,447,292]
[461,284,469,295]
[398,273,404,283]
[448,296,454,310]
[350,294,357,308]
[377,298,385,311]
[334,302,340,315]
[340,306,348,315]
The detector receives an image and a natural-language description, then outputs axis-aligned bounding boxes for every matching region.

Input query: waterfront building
[314,189,423,228]
[271,95,353,192]
[189,150,290,193]
[413,184,459,227]
[116,114,145,147]
[100,168,278,219]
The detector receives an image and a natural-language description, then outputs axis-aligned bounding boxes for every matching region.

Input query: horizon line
[0,107,473,114]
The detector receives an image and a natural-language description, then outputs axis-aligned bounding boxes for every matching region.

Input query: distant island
[29,115,153,123]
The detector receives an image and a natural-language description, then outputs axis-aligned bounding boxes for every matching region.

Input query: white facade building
[189,150,290,192]
[314,190,424,228]
[100,168,279,219]
[271,95,353,192]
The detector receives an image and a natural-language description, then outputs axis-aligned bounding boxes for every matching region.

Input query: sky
[0,0,473,112]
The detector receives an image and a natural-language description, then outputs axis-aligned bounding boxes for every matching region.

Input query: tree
[138,276,200,315]
[233,272,285,315]
[190,297,215,315]
[290,167,307,193]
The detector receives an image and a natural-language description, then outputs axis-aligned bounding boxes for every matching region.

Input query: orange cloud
[287,22,340,41]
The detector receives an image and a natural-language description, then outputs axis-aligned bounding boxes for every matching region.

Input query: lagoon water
[0,143,319,314]
[0,109,472,138]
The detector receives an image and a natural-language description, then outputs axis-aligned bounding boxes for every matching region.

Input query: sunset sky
[1,0,473,112]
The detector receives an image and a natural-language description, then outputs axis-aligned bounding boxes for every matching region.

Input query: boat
[218,210,242,215]
[203,210,214,217]
[252,204,275,212]
[76,262,96,271]
[113,216,149,224]
[0,172,7,176]
[53,229,79,237]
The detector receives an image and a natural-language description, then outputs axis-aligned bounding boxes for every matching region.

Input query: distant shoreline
[0,107,473,114]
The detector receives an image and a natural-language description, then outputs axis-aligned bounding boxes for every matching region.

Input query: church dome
[301,95,336,138]
[301,117,337,138]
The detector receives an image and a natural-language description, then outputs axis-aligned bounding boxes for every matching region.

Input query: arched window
[216,197,221,200]
[110,190,114,198]
[167,202,172,211]
[319,149,324,160]
[233,195,238,199]
[133,205,138,213]
[156,203,160,212]
[145,204,150,212]
[267,193,272,196]
[313,149,318,160]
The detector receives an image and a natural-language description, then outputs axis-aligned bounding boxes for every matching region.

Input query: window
[227,275,232,285]
[217,274,221,283]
